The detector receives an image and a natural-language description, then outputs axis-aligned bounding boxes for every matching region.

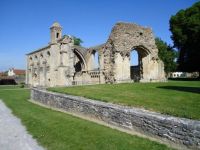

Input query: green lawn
[0,85,20,89]
[0,87,174,150]
[49,81,200,120]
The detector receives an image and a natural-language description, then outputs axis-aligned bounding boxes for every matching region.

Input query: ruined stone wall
[26,35,75,87]
[102,22,166,83]
[31,88,200,150]
[27,22,166,87]
[26,46,52,87]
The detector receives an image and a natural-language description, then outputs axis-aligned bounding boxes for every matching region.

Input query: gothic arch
[73,49,87,71]
[85,49,101,71]
[102,22,165,83]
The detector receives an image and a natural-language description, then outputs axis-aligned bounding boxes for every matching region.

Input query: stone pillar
[139,54,143,79]
[60,51,63,66]
[30,65,33,85]
[99,51,105,83]
[43,62,47,86]
[37,62,40,86]
[60,51,68,66]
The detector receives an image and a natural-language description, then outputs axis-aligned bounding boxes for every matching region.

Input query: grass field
[0,85,20,89]
[0,86,174,150]
[49,81,200,120]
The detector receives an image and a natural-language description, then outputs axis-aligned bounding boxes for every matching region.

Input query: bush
[0,79,17,85]
[20,82,25,88]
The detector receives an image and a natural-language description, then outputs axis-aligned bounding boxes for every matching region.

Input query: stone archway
[85,49,100,71]
[73,49,86,72]
[72,48,88,84]
[102,22,165,83]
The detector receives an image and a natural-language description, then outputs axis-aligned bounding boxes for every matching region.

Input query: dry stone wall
[31,88,200,150]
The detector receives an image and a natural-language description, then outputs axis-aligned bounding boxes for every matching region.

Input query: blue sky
[0,0,197,71]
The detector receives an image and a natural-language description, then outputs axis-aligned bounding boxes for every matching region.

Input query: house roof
[13,69,26,75]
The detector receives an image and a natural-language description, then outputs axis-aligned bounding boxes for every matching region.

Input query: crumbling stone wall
[26,22,166,87]
[102,22,165,83]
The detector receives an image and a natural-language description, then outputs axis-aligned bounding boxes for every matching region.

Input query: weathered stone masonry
[26,22,165,87]
[31,88,200,150]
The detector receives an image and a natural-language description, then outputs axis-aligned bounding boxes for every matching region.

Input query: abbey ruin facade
[26,22,165,87]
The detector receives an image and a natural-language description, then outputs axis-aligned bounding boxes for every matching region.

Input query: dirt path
[0,100,44,150]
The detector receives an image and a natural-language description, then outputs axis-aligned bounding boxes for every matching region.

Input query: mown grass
[49,81,200,120]
[0,85,20,89]
[0,87,174,150]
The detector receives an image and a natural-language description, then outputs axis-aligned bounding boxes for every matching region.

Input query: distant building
[0,72,4,77]
[170,72,185,78]
[170,72,199,78]
[0,71,7,78]
[8,68,25,77]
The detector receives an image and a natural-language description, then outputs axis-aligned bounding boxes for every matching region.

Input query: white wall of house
[170,72,184,78]
[8,69,15,76]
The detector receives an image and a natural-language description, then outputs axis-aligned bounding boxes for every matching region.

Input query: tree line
[158,2,200,77]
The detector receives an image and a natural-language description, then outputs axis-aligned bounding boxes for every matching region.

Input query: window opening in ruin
[34,73,37,79]
[56,33,59,38]
[47,51,51,56]
[40,54,43,58]
[74,50,84,73]
[92,50,100,70]
[130,50,140,81]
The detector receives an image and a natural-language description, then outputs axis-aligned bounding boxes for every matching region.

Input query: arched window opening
[91,50,100,70]
[40,53,43,58]
[47,51,51,57]
[33,73,37,79]
[130,50,140,81]
[74,61,82,72]
[56,33,59,38]
[73,50,85,73]
[130,50,138,66]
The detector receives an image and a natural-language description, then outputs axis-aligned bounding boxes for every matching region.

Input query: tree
[73,36,83,46]
[169,2,200,76]
[155,38,177,76]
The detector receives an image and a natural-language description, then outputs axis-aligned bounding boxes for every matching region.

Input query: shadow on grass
[168,78,200,81]
[157,86,200,94]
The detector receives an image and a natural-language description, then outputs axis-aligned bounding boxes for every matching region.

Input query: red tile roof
[0,72,6,77]
[13,69,25,75]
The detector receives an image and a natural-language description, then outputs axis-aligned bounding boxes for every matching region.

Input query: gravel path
[0,100,44,150]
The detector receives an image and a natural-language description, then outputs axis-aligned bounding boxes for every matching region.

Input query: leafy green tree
[169,2,200,76]
[155,38,177,76]
[73,36,83,46]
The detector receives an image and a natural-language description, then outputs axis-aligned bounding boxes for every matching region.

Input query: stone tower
[50,22,62,44]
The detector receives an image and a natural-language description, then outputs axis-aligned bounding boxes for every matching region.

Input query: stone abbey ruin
[26,22,165,87]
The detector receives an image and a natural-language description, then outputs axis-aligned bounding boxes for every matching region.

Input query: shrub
[0,79,17,85]
[20,82,25,88]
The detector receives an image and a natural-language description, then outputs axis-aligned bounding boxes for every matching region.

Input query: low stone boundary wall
[31,88,200,150]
